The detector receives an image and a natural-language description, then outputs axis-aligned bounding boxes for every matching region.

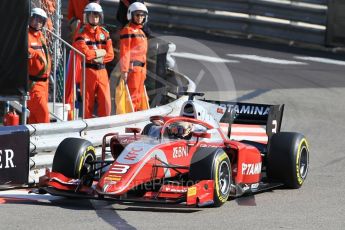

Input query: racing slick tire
[267,132,309,189]
[189,148,231,207]
[52,138,96,185]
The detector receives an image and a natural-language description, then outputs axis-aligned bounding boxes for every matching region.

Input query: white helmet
[31,8,48,19]
[83,2,104,25]
[127,2,148,23]
[30,8,47,30]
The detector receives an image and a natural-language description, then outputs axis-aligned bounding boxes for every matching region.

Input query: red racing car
[36,92,309,207]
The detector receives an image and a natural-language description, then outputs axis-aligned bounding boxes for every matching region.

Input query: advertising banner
[0,126,30,185]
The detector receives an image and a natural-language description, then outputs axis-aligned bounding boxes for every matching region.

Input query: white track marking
[0,189,61,203]
[227,54,307,65]
[294,56,345,66]
[171,52,239,63]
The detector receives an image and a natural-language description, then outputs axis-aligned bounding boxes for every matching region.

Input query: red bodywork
[41,115,263,206]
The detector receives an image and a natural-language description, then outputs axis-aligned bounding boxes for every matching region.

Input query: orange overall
[120,23,148,111]
[27,28,51,124]
[67,0,89,41]
[73,24,114,118]
[67,0,89,22]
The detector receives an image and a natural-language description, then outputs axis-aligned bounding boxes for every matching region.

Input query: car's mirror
[125,127,142,134]
[192,131,211,139]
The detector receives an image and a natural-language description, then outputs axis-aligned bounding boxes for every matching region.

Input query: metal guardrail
[147,0,327,25]
[143,0,328,45]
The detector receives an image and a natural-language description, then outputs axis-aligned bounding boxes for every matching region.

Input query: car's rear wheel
[189,148,231,207]
[267,132,309,188]
[52,138,96,186]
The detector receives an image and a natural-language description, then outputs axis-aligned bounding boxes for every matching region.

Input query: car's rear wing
[204,100,284,140]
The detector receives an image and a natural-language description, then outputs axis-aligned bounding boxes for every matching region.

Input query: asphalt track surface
[1,30,345,229]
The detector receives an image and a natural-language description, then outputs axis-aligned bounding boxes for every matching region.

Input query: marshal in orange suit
[119,2,149,112]
[73,3,114,118]
[27,8,51,124]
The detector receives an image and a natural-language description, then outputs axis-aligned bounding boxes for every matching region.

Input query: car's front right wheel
[189,148,231,207]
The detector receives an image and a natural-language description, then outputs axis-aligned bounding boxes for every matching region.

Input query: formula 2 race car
[35,92,309,207]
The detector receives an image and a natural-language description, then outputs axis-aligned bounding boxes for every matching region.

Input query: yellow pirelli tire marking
[215,152,229,203]
[77,145,95,178]
[296,138,309,185]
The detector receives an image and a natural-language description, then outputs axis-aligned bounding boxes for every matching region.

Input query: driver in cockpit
[167,122,193,140]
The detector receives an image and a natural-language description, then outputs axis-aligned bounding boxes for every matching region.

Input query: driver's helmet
[168,122,192,139]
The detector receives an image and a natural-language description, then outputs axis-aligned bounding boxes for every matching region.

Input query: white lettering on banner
[173,146,188,158]
[241,163,262,175]
[0,149,15,169]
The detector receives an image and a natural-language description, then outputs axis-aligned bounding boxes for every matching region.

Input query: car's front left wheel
[52,137,96,186]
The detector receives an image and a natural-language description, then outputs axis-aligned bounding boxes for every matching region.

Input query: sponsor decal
[124,147,143,161]
[104,175,122,181]
[199,143,223,148]
[222,104,270,116]
[117,143,154,164]
[163,187,188,193]
[0,149,15,169]
[172,146,188,158]
[241,162,262,175]
[187,186,196,197]
[204,100,273,123]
